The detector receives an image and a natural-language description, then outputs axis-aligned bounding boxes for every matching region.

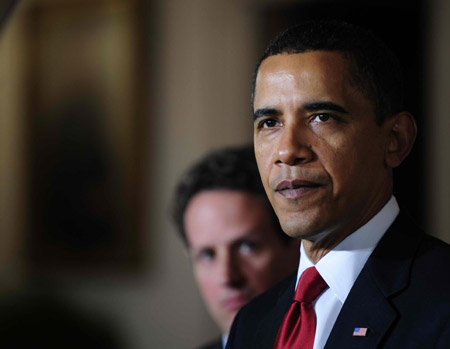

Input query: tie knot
[294,267,328,303]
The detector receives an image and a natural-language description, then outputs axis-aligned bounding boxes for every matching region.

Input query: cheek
[255,142,273,185]
[322,137,381,199]
[194,269,219,304]
[244,252,280,290]
[329,151,354,185]
[316,138,359,192]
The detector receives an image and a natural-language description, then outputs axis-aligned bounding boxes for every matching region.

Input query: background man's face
[184,190,298,333]
[253,51,392,243]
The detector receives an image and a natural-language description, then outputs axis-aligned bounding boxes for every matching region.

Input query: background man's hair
[251,20,404,124]
[170,144,287,245]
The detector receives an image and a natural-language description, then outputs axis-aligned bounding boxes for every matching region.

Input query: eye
[257,118,279,129]
[239,240,257,254]
[197,249,215,262]
[311,113,335,123]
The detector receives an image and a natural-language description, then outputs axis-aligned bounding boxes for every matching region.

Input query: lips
[221,295,251,311]
[275,179,321,199]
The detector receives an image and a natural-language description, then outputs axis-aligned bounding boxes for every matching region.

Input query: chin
[279,218,324,240]
[222,320,233,334]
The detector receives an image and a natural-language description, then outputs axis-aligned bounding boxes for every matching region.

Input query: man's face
[253,51,393,243]
[184,190,298,333]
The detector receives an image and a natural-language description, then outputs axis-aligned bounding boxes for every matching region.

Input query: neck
[303,192,392,264]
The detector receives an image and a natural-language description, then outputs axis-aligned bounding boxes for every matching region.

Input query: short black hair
[251,20,404,124]
[170,144,288,245]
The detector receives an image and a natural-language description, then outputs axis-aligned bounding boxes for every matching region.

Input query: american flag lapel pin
[353,327,368,337]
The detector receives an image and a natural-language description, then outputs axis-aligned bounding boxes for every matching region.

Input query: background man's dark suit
[198,338,222,349]
[226,212,450,348]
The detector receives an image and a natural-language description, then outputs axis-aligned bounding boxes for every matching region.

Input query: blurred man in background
[171,145,299,349]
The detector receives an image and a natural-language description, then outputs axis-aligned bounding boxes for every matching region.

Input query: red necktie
[274,267,328,349]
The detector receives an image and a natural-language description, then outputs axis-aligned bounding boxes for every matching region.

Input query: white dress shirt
[222,334,227,348]
[295,196,400,349]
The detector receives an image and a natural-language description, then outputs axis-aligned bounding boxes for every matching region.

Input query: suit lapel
[325,212,423,348]
[254,275,296,348]
[324,264,398,348]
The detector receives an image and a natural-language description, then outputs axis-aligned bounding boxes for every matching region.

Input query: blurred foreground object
[0,290,123,348]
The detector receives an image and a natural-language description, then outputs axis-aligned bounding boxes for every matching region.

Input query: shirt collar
[297,196,399,303]
[222,334,228,348]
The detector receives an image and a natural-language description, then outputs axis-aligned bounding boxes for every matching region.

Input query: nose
[276,121,314,166]
[219,252,245,289]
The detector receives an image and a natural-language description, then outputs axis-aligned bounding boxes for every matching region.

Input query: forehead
[184,190,277,247]
[254,51,358,107]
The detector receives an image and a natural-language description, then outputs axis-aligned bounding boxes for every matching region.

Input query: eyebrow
[253,107,279,121]
[253,101,349,121]
[303,101,349,114]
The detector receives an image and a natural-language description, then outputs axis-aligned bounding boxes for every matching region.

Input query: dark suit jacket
[226,212,450,348]
[198,337,222,349]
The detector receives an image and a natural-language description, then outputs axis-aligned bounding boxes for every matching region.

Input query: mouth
[221,295,251,311]
[275,179,322,199]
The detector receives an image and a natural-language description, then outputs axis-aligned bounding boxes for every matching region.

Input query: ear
[384,111,417,168]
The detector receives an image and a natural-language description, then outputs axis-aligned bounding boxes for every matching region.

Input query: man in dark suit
[171,145,299,349]
[226,20,450,348]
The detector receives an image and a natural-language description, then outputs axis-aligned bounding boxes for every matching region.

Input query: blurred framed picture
[24,0,147,274]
